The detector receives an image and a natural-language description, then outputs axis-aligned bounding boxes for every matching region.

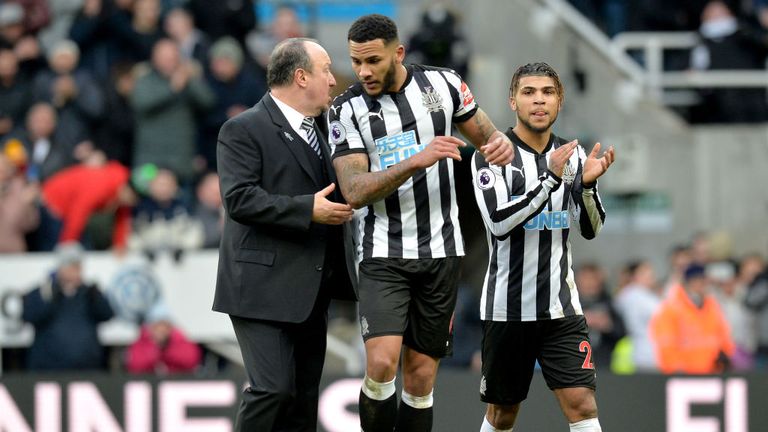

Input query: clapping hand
[582,142,615,185]
[548,140,577,178]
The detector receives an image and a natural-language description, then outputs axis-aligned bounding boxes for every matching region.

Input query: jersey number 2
[579,341,595,370]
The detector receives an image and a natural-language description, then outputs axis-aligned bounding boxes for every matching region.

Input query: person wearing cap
[201,36,265,170]
[0,3,26,45]
[21,242,114,370]
[125,301,202,375]
[0,2,46,77]
[650,264,736,374]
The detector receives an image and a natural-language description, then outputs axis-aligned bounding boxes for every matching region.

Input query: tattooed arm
[456,108,514,166]
[333,135,467,209]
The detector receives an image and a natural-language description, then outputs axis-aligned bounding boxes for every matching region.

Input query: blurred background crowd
[0,0,766,377]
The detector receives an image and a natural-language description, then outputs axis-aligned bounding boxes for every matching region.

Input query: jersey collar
[505,127,556,155]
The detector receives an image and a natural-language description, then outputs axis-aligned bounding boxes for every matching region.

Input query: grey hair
[266,37,318,88]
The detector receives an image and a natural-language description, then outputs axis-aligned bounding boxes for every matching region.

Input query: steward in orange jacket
[650,264,735,374]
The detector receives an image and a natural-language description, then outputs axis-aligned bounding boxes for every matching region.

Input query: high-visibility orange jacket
[650,285,735,374]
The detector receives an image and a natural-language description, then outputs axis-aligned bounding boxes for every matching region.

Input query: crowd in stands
[0,0,275,256]
[448,231,768,374]
[569,0,768,123]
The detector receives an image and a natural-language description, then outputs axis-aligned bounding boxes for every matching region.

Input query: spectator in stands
[188,0,256,50]
[663,244,692,293]
[32,39,105,154]
[757,0,768,29]
[202,36,265,170]
[115,0,165,63]
[651,264,735,374]
[690,231,713,266]
[40,146,136,251]
[125,301,202,374]
[163,7,209,66]
[0,153,39,252]
[131,38,214,184]
[613,259,662,371]
[710,260,756,369]
[569,0,627,36]
[689,0,768,123]
[576,263,626,369]
[15,102,77,182]
[0,45,32,140]
[0,2,46,78]
[22,242,114,370]
[92,62,135,166]
[246,5,303,70]
[192,171,222,249]
[737,252,765,287]
[129,165,202,259]
[9,0,51,36]
[69,0,128,81]
[406,2,470,78]
[745,261,768,369]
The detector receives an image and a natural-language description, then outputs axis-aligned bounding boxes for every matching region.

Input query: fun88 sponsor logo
[511,196,570,231]
[525,211,570,230]
[375,130,424,169]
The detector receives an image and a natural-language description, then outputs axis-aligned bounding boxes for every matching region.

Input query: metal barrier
[612,31,768,105]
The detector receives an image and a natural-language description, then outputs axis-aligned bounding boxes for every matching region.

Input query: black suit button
[315,265,323,271]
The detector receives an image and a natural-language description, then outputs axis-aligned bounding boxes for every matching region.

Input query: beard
[365,59,398,97]
[518,111,558,133]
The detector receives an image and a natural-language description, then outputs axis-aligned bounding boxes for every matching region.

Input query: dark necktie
[301,117,323,160]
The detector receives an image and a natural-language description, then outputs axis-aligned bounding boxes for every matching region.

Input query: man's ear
[295,68,308,88]
[395,44,405,64]
[509,97,517,112]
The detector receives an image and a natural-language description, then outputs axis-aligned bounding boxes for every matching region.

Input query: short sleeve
[327,97,366,158]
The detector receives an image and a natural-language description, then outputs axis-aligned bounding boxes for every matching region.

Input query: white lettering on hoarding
[158,381,236,432]
[36,383,60,432]
[725,379,748,432]
[125,382,151,432]
[319,378,362,432]
[667,378,748,432]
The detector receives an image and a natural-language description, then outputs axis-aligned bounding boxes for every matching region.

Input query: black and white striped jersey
[328,64,478,260]
[471,129,606,322]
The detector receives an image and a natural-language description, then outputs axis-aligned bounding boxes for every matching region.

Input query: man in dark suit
[213,37,357,432]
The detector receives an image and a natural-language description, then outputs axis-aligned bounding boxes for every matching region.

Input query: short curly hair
[509,62,564,100]
[347,14,399,44]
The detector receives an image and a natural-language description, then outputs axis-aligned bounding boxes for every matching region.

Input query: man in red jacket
[40,147,136,251]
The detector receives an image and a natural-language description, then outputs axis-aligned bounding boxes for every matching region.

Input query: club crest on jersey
[421,86,444,113]
[562,161,576,185]
[329,121,346,145]
[476,167,495,190]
